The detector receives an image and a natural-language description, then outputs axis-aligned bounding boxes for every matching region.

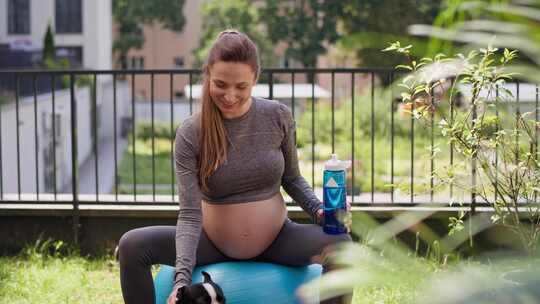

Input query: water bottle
[323,154,351,234]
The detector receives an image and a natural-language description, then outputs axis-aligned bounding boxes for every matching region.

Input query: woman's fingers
[168,288,178,304]
[315,208,324,225]
[346,201,352,233]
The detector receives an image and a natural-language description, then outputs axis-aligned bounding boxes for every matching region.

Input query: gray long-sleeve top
[173,97,322,290]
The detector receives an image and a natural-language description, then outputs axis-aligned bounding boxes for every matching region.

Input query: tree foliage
[192,0,275,69]
[113,0,186,66]
[260,0,342,68]
[339,0,441,68]
[43,23,55,61]
[409,0,539,79]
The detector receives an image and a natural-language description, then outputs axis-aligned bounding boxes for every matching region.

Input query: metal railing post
[70,74,80,244]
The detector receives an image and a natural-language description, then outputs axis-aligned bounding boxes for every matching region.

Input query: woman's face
[209,61,257,119]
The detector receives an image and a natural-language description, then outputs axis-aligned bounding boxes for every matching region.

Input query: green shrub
[135,122,176,141]
[296,89,433,150]
[295,89,446,192]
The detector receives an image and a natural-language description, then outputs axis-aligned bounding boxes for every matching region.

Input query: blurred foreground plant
[382,41,540,255]
[410,0,540,84]
[299,210,540,304]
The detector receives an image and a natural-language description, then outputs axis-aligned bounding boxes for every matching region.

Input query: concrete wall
[97,80,131,140]
[134,100,200,124]
[0,208,313,255]
[0,208,524,256]
[0,215,176,255]
[0,80,130,194]
[0,86,90,193]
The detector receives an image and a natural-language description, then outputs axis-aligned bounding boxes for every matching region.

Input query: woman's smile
[219,99,238,107]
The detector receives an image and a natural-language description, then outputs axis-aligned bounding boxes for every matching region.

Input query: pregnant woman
[118,29,352,304]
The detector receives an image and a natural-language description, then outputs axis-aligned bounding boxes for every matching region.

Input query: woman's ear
[252,70,259,85]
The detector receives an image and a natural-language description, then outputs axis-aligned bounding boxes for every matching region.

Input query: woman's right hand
[167,288,179,304]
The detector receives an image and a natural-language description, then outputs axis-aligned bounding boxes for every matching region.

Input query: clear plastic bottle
[323,154,351,234]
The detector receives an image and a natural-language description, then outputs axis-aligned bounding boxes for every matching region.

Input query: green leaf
[382,42,400,52]
[398,83,411,90]
[401,92,411,101]
[396,65,413,71]
[403,75,415,84]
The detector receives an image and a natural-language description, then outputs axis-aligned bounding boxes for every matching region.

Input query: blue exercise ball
[154,262,322,304]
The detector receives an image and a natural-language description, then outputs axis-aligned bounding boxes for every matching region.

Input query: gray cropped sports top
[173,97,322,289]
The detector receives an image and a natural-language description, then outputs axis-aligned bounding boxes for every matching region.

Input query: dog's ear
[201,271,212,283]
[216,292,226,304]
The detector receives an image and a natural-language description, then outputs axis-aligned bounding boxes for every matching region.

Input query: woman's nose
[224,91,235,102]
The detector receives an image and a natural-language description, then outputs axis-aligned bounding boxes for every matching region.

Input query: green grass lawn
[118,138,176,186]
[0,254,123,304]
[0,250,431,304]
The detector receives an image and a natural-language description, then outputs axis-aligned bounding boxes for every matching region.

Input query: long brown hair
[199,30,260,192]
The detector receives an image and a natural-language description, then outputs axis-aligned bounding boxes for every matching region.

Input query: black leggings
[119,218,352,304]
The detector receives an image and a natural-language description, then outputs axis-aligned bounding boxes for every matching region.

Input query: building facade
[0,0,112,70]
[115,0,203,102]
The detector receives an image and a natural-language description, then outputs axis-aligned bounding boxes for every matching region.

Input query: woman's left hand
[316,201,352,233]
[315,208,324,225]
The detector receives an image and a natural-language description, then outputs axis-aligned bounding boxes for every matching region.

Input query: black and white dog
[176,271,226,304]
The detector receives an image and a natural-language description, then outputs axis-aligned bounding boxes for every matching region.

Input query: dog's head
[176,271,226,304]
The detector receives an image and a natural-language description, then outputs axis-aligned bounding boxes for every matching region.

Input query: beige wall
[317,45,371,104]
[114,0,202,102]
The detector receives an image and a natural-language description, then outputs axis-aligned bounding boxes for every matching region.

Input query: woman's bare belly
[202,193,287,259]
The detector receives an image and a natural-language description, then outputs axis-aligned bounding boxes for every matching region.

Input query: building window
[173,57,184,68]
[282,57,289,68]
[8,0,30,34]
[124,56,144,70]
[55,0,82,33]
[133,57,144,69]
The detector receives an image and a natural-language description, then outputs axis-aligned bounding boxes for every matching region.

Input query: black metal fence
[0,68,537,210]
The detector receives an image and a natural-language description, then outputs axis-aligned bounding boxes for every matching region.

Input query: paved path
[63,136,128,195]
